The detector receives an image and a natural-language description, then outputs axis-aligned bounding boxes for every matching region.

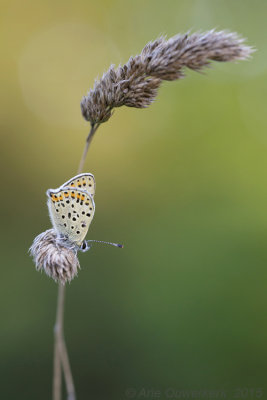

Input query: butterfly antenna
[86,240,124,248]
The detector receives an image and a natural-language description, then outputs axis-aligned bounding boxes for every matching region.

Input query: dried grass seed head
[81,60,161,125]
[29,229,80,284]
[81,29,254,127]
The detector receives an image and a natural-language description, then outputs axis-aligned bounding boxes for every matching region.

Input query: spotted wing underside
[47,187,95,247]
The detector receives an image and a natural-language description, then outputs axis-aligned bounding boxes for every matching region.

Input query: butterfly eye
[81,242,88,252]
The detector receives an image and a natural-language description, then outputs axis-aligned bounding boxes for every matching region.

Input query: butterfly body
[47,174,96,248]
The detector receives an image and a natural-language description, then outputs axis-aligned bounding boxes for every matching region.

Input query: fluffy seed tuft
[29,229,80,284]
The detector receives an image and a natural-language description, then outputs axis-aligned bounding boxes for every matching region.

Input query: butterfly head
[80,241,91,252]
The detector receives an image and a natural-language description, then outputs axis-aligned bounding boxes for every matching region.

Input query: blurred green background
[1,0,267,399]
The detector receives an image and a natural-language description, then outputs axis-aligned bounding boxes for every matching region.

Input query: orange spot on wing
[51,195,63,202]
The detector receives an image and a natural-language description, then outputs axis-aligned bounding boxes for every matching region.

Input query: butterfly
[47,173,122,251]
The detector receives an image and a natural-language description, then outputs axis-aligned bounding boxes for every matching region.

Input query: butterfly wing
[60,173,96,198]
[47,187,95,247]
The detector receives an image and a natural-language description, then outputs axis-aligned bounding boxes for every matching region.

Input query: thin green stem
[78,123,100,174]
[53,122,101,400]
[53,284,64,400]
